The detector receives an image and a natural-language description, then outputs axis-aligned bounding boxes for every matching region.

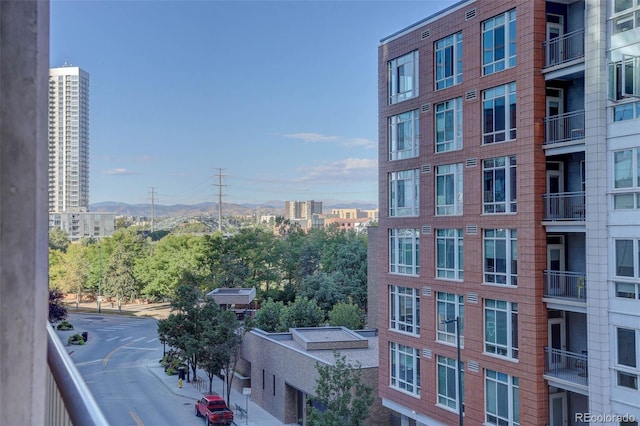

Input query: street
[59,313,205,426]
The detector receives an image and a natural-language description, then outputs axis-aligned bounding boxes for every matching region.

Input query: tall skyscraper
[377,1,640,425]
[48,65,90,213]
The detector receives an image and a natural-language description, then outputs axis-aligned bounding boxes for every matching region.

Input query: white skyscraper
[48,66,90,213]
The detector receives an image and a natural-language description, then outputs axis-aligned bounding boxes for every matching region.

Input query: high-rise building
[377,1,640,425]
[284,200,323,220]
[48,66,90,213]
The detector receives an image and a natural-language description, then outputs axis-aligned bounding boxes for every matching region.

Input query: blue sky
[51,0,456,206]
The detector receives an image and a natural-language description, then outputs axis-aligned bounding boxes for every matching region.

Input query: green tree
[254,298,286,332]
[61,243,90,309]
[328,302,365,330]
[299,272,346,314]
[48,288,68,324]
[103,244,141,310]
[281,297,324,329]
[307,352,373,426]
[49,227,70,252]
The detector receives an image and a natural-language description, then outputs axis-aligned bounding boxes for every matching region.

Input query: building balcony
[543,28,585,68]
[544,110,584,146]
[543,270,586,303]
[46,323,108,425]
[544,347,588,388]
[543,191,585,221]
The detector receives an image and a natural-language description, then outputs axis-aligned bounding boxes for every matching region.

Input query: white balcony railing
[543,191,585,221]
[544,347,588,387]
[543,28,585,68]
[544,270,587,302]
[544,110,585,145]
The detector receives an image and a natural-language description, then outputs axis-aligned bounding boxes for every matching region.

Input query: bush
[67,333,85,345]
[57,321,74,330]
[161,352,183,375]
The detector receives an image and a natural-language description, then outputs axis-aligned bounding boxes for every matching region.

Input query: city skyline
[50,0,457,206]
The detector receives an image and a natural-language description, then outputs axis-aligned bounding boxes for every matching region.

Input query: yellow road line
[102,341,131,366]
[130,410,144,426]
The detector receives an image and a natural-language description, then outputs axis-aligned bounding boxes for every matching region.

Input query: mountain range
[89,200,378,218]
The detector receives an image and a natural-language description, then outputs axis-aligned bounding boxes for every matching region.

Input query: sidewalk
[146,356,286,426]
[67,299,288,425]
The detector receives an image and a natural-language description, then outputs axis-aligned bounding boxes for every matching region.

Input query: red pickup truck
[195,394,234,425]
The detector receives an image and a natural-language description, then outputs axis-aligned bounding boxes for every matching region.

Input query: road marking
[129,410,144,426]
[120,336,133,342]
[102,341,132,366]
[75,359,103,366]
[146,337,158,343]
[121,347,159,351]
[132,337,146,342]
[106,336,119,342]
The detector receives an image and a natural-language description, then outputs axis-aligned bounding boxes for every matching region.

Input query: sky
[50,0,457,206]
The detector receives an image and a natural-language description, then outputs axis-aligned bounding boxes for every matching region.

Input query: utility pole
[149,187,157,233]
[213,169,226,232]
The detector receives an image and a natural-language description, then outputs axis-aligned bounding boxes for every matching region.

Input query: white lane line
[146,337,159,343]
[120,336,133,342]
[106,336,120,342]
[75,359,103,367]
[121,347,159,351]
[132,337,146,343]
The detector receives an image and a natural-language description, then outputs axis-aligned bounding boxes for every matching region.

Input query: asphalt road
[61,313,205,426]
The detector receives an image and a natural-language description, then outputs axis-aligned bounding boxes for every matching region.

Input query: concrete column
[0,1,50,425]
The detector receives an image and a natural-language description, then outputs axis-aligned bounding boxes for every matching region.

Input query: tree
[48,288,68,324]
[254,298,286,332]
[49,227,70,252]
[299,272,346,314]
[281,297,324,329]
[61,243,89,309]
[328,302,365,330]
[307,351,373,426]
[103,244,140,310]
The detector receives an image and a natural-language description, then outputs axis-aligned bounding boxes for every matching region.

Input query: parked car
[194,394,234,425]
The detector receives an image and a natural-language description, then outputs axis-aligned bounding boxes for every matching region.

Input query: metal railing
[544,110,585,145]
[46,323,108,426]
[544,347,588,387]
[543,28,585,68]
[544,270,587,302]
[543,191,585,221]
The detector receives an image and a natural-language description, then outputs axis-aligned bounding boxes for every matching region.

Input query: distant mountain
[89,200,378,218]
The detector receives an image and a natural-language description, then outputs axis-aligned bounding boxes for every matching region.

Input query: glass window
[436,229,464,280]
[389,285,420,335]
[484,229,517,286]
[613,148,640,209]
[485,370,520,426]
[483,83,517,144]
[483,156,517,213]
[389,169,419,217]
[436,163,463,215]
[482,10,517,75]
[616,327,639,390]
[389,229,420,275]
[436,293,464,345]
[484,299,518,359]
[609,56,640,100]
[390,342,420,396]
[389,51,419,104]
[389,110,419,160]
[435,98,463,153]
[615,281,640,299]
[437,356,464,411]
[435,32,463,90]
[613,102,640,121]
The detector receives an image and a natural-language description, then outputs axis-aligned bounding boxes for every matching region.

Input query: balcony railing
[543,191,585,221]
[544,270,586,302]
[46,323,108,426]
[544,110,585,145]
[543,28,585,68]
[544,347,588,387]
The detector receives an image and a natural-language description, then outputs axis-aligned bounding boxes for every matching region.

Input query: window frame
[437,355,464,412]
[436,292,464,346]
[484,299,518,360]
[615,326,639,390]
[435,32,463,90]
[389,169,420,217]
[436,163,463,216]
[482,83,517,145]
[389,51,419,104]
[436,229,464,280]
[482,9,517,75]
[389,110,420,160]
[483,156,517,214]
[390,342,421,396]
[612,148,640,209]
[609,55,640,100]
[435,97,463,153]
[483,229,518,286]
[389,285,421,335]
[485,369,520,426]
[389,228,420,276]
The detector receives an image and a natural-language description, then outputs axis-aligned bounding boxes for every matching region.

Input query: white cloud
[105,168,137,175]
[283,132,338,143]
[283,132,375,149]
[295,157,377,183]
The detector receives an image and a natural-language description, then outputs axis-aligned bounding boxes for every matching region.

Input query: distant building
[49,211,115,241]
[284,200,322,220]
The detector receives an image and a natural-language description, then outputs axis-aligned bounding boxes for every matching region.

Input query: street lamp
[443,317,463,426]
[97,241,102,313]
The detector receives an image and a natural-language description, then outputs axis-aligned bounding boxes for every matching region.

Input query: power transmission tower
[148,187,157,233]
[213,169,227,232]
